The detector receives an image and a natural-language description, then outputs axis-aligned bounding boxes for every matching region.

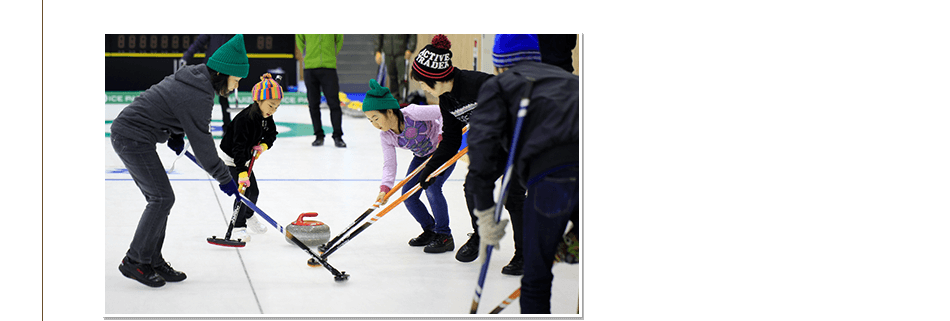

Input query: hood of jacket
[174,64,216,94]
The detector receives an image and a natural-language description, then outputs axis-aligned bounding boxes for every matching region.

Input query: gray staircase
[337,34,378,93]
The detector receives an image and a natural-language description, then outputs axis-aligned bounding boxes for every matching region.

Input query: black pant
[111,133,174,266]
[303,68,343,138]
[228,166,259,228]
[463,160,526,259]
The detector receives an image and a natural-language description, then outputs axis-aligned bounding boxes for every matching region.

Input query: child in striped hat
[218,73,283,241]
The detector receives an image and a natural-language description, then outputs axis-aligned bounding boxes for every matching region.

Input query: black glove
[167,135,184,155]
[219,180,240,196]
[418,165,440,190]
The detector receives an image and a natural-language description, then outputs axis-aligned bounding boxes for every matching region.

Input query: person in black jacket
[219,73,282,242]
[467,34,579,314]
[410,35,527,273]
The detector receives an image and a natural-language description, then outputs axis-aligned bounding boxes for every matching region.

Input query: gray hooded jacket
[110,64,232,185]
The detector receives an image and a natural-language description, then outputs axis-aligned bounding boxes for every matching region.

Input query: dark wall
[105,34,296,92]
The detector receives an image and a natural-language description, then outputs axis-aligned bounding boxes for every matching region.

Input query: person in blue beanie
[467,34,580,314]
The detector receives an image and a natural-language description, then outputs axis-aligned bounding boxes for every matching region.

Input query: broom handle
[237,150,260,194]
[381,125,468,202]
[322,126,469,252]
[320,147,468,259]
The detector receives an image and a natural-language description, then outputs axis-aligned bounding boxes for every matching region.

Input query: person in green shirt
[295,34,347,147]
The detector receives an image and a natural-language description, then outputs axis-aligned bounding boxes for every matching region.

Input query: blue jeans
[402,155,455,234]
[111,133,175,266]
[520,165,579,314]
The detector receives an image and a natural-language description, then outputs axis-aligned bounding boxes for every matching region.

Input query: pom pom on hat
[366,78,391,97]
[251,73,283,101]
[411,34,455,81]
[361,79,400,112]
[431,34,451,50]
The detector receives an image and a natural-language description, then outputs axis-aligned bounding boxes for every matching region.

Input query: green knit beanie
[361,79,400,112]
[207,34,250,78]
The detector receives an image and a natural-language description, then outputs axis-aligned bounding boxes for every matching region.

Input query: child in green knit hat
[363,79,456,253]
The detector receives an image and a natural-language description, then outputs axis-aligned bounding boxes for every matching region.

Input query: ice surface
[103,103,581,316]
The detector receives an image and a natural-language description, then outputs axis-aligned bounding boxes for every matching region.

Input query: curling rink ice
[103,101,581,316]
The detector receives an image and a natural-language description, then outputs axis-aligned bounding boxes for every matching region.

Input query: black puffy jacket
[219,102,277,173]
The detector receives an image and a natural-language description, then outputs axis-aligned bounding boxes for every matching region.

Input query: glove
[474,206,508,264]
[219,180,240,196]
[418,165,438,190]
[252,143,269,153]
[376,191,389,205]
[375,51,382,65]
[238,171,250,189]
[167,135,184,155]
[178,59,187,68]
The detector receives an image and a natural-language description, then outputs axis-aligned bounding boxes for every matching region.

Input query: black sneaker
[408,230,436,247]
[153,261,187,282]
[312,136,325,146]
[424,233,455,253]
[118,257,165,287]
[455,233,479,262]
[501,255,523,275]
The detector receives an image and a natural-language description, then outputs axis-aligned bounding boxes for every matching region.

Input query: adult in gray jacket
[110,34,250,288]
[182,34,236,127]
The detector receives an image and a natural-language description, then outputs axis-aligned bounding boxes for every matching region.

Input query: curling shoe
[409,230,436,247]
[232,227,251,242]
[501,255,524,275]
[247,215,268,234]
[424,233,455,253]
[153,261,187,282]
[119,257,165,287]
[455,233,479,262]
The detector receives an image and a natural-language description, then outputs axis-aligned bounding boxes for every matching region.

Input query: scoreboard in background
[105,34,297,91]
[104,34,294,55]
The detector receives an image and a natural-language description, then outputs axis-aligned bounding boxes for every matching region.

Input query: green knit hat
[361,79,400,112]
[207,34,250,78]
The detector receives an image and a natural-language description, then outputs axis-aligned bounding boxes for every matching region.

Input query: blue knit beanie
[492,34,541,68]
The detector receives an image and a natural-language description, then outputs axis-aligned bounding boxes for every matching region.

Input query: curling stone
[285,212,331,247]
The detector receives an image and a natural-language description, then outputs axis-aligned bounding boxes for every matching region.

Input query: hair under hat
[251,73,283,101]
[207,34,250,78]
[493,34,542,68]
[411,34,455,81]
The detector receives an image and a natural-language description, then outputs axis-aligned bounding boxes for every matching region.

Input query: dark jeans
[228,166,259,228]
[303,68,343,138]
[402,155,455,234]
[520,165,579,314]
[111,133,175,266]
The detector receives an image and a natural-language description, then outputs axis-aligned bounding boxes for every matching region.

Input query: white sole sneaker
[247,215,268,234]
[232,228,251,242]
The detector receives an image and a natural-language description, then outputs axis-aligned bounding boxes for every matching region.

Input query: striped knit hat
[492,34,542,68]
[250,73,283,101]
